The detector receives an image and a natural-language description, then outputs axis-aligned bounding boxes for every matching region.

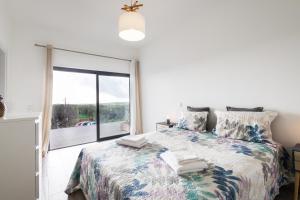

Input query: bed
[65,128,292,200]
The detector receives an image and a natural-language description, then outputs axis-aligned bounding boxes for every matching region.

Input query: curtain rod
[34,43,132,62]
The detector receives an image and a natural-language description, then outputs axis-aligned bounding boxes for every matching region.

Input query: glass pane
[50,71,97,149]
[98,75,130,139]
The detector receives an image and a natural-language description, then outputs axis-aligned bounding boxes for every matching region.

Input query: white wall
[53,50,130,74]
[6,23,137,114]
[0,50,5,96]
[0,0,11,52]
[0,0,12,98]
[139,1,300,146]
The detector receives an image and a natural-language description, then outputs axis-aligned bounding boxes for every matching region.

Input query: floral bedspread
[65,129,292,200]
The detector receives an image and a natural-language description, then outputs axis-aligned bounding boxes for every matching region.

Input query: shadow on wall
[272,113,300,147]
[206,109,300,147]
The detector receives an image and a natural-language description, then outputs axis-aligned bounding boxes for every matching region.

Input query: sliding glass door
[50,70,97,150]
[98,75,130,139]
[50,67,130,150]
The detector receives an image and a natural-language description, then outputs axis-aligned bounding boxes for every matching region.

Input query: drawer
[35,174,39,199]
[295,152,300,161]
[35,122,39,146]
[35,148,39,172]
[295,161,300,171]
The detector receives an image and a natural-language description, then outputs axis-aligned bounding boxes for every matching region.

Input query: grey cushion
[226,106,264,112]
[187,106,210,112]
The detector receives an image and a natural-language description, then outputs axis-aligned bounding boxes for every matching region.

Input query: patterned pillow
[177,111,208,132]
[215,111,278,143]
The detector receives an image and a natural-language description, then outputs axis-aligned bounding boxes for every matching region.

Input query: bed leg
[295,172,300,200]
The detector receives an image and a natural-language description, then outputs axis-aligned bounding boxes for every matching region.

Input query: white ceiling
[6,0,183,47]
[6,0,300,49]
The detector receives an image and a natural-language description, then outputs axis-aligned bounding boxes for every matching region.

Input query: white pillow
[215,111,278,143]
[177,111,208,132]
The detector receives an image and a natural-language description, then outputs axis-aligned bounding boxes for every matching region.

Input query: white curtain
[42,45,53,157]
[130,60,143,135]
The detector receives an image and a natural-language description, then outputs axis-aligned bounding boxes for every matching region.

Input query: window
[50,67,130,150]
[98,75,130,139]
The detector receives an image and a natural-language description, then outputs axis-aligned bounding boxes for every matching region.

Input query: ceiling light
[119,1,145,42]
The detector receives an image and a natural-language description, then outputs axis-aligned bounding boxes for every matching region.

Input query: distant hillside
[51,102,129,129]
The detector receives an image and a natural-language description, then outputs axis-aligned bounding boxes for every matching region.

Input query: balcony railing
[50,121,129,150]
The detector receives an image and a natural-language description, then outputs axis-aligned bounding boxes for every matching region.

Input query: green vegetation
[51,102,129,129]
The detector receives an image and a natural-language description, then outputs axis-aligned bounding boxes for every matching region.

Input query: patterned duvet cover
[65,129,292,200]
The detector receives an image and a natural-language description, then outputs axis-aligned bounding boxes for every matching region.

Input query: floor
[44,143,296,200]
[43,143,93,200]
[50,122,128,150]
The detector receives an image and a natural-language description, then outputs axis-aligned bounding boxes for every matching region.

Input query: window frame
[50,66,130,150]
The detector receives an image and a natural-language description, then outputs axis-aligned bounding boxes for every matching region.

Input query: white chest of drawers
[0,113,42,200]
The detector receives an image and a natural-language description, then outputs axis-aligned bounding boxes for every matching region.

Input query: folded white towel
[116,135,147,148]
[172,151,201,165]
[116,139,147,148]
[160,151,208,175]
[121,135,146,143]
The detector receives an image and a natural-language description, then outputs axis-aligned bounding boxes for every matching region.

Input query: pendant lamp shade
[119,11,145,42]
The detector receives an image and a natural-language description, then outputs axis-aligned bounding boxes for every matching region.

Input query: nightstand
[156,122,176,131]
[293,144,300,200]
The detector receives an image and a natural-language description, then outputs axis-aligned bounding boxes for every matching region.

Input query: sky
[52,71,129,104]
